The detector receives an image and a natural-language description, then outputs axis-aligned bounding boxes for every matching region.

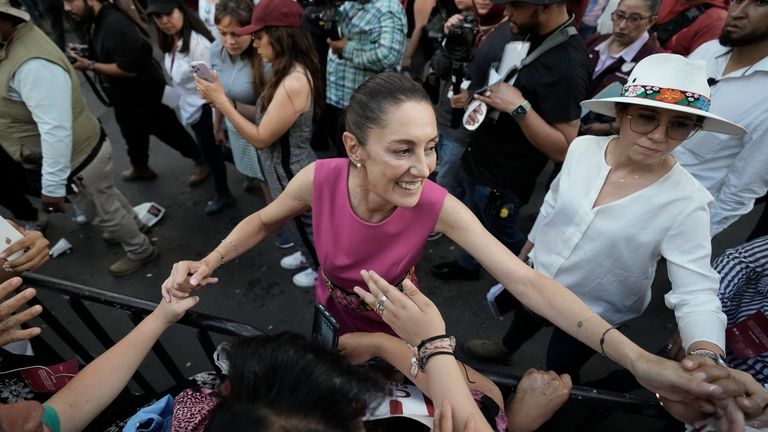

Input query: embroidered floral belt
[320,266,416,313]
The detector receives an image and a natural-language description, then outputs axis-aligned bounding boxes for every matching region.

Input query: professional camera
[442,15,478,62]
[299,0,362,41]
[67,43,90,64]
[440,15,477,128]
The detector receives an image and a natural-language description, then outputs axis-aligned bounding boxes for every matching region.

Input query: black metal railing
[21,272,261,396]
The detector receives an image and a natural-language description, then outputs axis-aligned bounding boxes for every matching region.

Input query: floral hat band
[620,84,712,113]
[580,53,746,136]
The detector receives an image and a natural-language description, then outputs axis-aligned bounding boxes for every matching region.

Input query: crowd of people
[1,0,768,428]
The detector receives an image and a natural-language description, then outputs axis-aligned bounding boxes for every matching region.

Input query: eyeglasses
[624,114,702,140]
[610,11,653,24]
[732,0,768,7]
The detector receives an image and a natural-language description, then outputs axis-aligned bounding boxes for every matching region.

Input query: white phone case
[0,219,25,262]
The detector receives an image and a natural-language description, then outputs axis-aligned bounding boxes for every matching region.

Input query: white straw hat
[581,53,747,136]
[0,0,30,22]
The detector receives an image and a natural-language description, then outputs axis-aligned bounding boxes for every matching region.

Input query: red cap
[234,0,304,35]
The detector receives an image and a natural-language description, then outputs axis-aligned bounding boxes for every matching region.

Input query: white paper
[161,85,181,108]
[133,202,166,227]
[365,382,434,427]
[496,41,530,85]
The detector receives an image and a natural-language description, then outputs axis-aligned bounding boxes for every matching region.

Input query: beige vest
[0,22,101,170]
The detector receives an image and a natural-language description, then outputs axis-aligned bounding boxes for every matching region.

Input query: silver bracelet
[688,349,727,367]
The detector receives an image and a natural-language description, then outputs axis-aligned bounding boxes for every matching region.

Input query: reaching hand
[432,400,477,432]
[154,292,201,325]
[160,259,219,302]
[0,277,43,346]
[353,270,445,346]
[506,369,571,432]
[338,332,383,365]
[632,354,745,431]
[0,222,49,273]
[730,369,768,429]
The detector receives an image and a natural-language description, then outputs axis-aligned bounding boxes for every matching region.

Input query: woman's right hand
[161,259,219,302]
[354,270,445,346]
[443,14,464,35]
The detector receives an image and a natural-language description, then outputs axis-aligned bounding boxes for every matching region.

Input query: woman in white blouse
[147,0,235,215]
[466,54,747,383]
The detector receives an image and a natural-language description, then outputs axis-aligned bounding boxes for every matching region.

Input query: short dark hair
[344,73,433,145]
[152,6,214,54]
[617,0,661,15]
[204,332,385,432]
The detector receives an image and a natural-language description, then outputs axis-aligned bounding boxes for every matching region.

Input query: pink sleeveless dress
[312,158,448,335]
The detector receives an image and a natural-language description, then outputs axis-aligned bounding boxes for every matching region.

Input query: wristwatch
[510,100,531,121]
[688,349,727,367]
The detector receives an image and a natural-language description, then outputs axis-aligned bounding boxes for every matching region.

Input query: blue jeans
[456,171,527,270]
[436,132,468,201]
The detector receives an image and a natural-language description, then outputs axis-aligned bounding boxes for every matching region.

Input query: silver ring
[375,295,389,315]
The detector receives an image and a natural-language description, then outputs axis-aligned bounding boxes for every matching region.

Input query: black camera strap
[500,15,577,84]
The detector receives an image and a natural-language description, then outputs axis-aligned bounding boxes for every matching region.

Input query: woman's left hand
[354,270,445,346]
[194,73,227,109]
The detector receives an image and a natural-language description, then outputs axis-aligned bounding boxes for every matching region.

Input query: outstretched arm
[435,194,742,429]
[46,295,200,432]
[161,163,315,300]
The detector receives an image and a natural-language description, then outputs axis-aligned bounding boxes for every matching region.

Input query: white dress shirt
[673,41,768,236]
[9,59,73,198]
[529,135,726,350]
[163,31,212,126]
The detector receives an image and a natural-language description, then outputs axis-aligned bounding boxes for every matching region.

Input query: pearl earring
[356,163,362,168]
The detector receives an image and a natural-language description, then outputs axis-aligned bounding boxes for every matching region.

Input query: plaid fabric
[326,0,407,108]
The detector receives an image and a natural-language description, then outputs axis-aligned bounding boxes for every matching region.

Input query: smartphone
[0,218,25,262]
[312,304,340,349]
[190,61,214,82]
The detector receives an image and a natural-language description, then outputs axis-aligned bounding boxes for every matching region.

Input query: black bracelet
[600,326,617,357]
[419,351,455,371]
[417,334,450,351]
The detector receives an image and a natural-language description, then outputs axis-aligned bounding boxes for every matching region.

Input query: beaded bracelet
[417,335,456,372]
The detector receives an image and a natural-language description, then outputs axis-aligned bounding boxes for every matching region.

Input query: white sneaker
[280,251,308,270]
[292,267,317,288]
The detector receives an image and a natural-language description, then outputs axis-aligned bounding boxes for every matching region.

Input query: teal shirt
[42,404,61,432]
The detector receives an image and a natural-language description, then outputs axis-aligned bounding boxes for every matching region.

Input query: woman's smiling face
[352,101,439,209]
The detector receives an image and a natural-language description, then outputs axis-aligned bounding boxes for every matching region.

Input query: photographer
[431,0,509,200]
[432,0,590,284]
